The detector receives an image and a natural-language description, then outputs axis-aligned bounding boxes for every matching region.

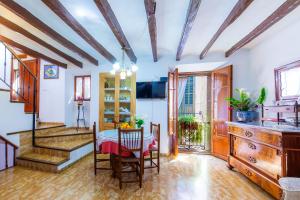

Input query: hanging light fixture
[111,47,137,79]
[131,64,138,72]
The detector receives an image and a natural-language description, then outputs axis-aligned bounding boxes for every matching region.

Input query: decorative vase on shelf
[235,111,258,122]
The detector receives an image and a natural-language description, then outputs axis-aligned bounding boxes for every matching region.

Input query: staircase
[0,135,18,171]
[0,41,37,145]
[11,124,93,172]
[1,41,93,173]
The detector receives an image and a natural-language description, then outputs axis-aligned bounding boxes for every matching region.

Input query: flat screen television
[136,81,166,99]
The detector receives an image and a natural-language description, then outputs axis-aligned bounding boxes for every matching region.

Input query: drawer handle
[248,156,257,163]
[245,169,252,177]
[248,143,256,150]
[244,131,253,138]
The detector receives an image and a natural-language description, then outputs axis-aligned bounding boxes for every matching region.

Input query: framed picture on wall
[44,65,59,79]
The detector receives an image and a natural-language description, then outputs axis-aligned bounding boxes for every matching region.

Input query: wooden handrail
[1,41,37,80]
[0,135,18,149]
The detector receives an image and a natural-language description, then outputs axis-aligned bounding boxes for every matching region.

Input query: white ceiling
[0,0,299,66]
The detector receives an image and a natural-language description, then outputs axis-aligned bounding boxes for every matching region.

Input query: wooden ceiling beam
[42,0,116,64]
[226,0,300,57]
[16,54,27,59]
[199,0,253,59]
[0,35,67,68]
[176,0,201,61]
[0,16,82,68]
[0,0,98,65]
[94,0,137,63]
[144,0,158,62]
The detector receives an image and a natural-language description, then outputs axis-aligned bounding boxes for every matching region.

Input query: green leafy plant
[135,117,144,128]
[225,88,267,111]
[256,87,267,105]
[178,115,202,144]
[178,115,197,124]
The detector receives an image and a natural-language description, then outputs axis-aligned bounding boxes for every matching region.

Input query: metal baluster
[32,78,36,146]
[22,61,26,100]
[4,46,7,83]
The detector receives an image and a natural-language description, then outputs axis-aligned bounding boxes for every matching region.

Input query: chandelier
[110,47,138,79]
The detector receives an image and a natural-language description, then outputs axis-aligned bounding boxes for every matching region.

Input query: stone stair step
[35,128,92,137]
[35,138,94,151]
[17,152,68,165]
[35,132,92,143]
[32,147,70,158]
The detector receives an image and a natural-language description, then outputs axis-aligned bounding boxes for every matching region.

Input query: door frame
[168,68,178,156]
[211,65,233,160]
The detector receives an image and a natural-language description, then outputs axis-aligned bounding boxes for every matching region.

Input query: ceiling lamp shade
[110,47,137,79]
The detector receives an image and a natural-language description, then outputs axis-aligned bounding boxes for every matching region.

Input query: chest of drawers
[227,122,300,199]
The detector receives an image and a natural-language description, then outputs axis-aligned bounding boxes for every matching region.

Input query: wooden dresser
[227,122,300,199]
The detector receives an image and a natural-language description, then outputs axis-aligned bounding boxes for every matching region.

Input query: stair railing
[0,135,18,171]
[0,41,37,146]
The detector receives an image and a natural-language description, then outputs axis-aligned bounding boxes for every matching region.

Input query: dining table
[96,129,155,157]
[96,129,155,176]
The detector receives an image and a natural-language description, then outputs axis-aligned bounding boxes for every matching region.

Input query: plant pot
[235,111,258,122]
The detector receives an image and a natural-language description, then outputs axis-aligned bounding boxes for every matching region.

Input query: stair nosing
[35,132,92,138]
[34,140,93,152]
[17,156,69,166]
[7,125,66,135]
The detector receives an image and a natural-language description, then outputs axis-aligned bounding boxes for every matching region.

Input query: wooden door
[211,65,232,160]
[168,68,178,156]
[24,59,40,113]
[10,59,40,113]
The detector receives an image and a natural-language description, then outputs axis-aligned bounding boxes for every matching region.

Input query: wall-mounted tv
[136,81,166,99]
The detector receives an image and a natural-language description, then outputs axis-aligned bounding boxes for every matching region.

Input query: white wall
[248,25,300,104]
[64,53,250,154]
[0,91,31,145]
[64,8,300,155]
[0,41,31,145]
[65,56,171,153]
[232,9,300,104]
[39,60,66,123]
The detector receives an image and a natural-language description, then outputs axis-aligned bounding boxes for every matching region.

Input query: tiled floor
[0,154,274,200]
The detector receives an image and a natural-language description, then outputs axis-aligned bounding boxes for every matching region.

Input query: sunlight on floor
[0,154,274,200]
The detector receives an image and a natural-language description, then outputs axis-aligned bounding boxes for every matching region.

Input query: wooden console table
[227,122,300,199]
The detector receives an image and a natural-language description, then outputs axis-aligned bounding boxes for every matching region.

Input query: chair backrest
[93,122,97,151]
[150,122,160,144]
[114,121,122,129]
[118,127,144,156]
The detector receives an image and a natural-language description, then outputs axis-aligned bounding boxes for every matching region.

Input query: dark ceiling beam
[200,0,253,59]
[144,0,158,62]
[176,0,201,61]
[226,0,300,57]
[0,16,82,68]
[42,0,116,64]
[0,35,67,68]
[94,0,137,63]
[0,0,98,65]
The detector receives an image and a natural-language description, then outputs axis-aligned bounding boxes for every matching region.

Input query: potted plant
[225,88,266,122]
[135,117,144,128]
[178,115,198,131]
[178,115,202,147]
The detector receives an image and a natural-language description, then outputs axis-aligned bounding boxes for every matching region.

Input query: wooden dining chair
[144,122,160,173]
[113,127,144,189]
[93,122,111,175]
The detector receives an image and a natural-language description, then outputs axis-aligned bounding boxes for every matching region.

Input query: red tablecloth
[97,129,155,157]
